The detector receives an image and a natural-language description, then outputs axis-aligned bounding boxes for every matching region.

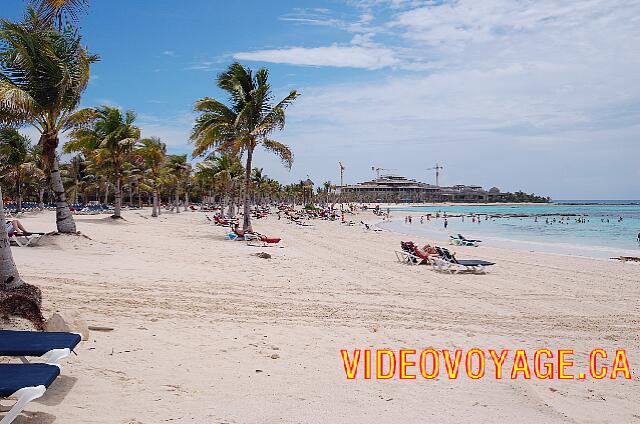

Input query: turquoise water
[379,202,640,258]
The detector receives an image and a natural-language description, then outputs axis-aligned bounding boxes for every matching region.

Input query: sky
[3,0,640,199]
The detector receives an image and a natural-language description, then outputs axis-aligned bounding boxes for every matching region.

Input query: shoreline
[358,201,640,208]
[375,216,637,260]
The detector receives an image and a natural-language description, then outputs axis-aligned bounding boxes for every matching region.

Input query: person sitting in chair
[5,219,32,236]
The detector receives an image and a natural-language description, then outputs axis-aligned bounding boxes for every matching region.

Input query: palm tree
[66,106,140,218]
[62,154,85,205]
[30,0,90,28]
[136,137,166,217]
[191,62,298,231]
[0,129,34,212]
[213,154,243,217]
[0,187,46,329]
[165,155,188,214]
[0,12,98,232]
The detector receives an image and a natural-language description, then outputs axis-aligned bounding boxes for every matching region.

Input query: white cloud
[137,112,194,153]
[244,0,640,198]
[234,44,400,70]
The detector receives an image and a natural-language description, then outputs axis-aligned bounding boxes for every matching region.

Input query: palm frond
[262,139,293,169]
[58,107,96,132]
[30,0,90,27]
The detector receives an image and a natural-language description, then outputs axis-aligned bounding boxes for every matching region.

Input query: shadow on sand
[13,411,57,424]
[37,374,78,407]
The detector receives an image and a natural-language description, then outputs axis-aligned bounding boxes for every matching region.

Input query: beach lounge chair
[430,247,494,274]
[213,215,237,227]
[449,234,481,247]
[361,221,382,232]
[395,241,431,265]
[8,233,46,248]
[0,363,61,424]
[245,233,282,247]
[0,330,82,364]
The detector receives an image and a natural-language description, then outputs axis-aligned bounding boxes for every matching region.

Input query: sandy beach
[5,209,640,423]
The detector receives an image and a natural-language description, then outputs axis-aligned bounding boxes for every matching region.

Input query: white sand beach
[6,209,640,423]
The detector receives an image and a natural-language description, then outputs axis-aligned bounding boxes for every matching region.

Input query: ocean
[377,201,640,259]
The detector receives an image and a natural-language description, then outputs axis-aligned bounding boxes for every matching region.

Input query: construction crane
[371,166,396,179]
[426,163,444,187]
[338,161,345,187]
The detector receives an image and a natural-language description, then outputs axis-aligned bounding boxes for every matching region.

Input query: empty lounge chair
[0,363,61,424]
[449,234,482,247]
[0,330,82,364]
[246,233,282,247]
[431,247,494,274]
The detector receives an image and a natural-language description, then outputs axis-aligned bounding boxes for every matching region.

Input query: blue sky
[4,0,640,199]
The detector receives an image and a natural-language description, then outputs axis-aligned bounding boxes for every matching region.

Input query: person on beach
[637,232,640,243]
[444,219,448,229]
[5,219,31,235]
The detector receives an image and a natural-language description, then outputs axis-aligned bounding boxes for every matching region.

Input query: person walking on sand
[444,218,448,229]
[637,232,640,243]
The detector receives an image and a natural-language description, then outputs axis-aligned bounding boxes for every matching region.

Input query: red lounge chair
[245,232,281,247]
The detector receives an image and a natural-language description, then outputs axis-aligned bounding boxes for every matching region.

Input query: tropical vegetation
[191,62,299,231]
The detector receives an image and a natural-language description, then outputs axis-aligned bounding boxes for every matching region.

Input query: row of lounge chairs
[0,330,82,423]
[207,214,283,247]
[396,241,495,274]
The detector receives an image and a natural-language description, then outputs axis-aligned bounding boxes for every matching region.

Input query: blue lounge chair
[0,330,81,364]
[0,363,61,424]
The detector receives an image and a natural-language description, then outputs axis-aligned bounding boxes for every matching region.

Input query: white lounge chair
[395,250,423,265]
[9,233,45,247]
[430,247,495,274]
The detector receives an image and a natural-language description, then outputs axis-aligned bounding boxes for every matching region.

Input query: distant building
[340,175,506,203]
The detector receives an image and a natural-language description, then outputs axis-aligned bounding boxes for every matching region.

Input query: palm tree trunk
[51,156,77,233]
[175,188,180,214]
[113,178,122,218]
[227,196,235,218]
[73,178,79,205]
[0,187,45,329]
[151,187,158,218]
[15,174,22,213]
[103,182,109,205]
[243,148,254,231]
[184,191,189,211]
[38,187,45,211]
